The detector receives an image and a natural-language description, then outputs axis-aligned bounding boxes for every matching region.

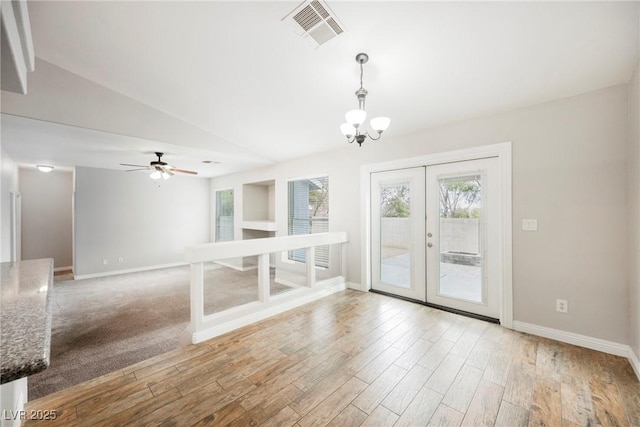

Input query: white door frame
[360,142,513,328]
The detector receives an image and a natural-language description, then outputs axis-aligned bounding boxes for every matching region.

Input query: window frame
[287,175,329,268]
[215,188,234,243]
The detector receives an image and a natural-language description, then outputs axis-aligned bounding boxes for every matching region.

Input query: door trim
[360,142,513,328]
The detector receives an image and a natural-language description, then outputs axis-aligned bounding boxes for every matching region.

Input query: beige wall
[19,168,73,268]
[628,62,640,358]
[74,166,210,277]
[212,84,629,344]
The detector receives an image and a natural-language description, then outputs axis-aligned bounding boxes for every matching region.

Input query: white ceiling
[2,1,639,177]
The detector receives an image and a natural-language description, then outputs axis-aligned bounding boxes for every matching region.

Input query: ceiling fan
[120,152,198,180]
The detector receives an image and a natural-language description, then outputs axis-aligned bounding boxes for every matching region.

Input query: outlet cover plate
[556,299,568,313]
[522,219,538,231]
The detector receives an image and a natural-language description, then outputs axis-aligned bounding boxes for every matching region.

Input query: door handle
[427,232,433,238]
[427,242,433,248]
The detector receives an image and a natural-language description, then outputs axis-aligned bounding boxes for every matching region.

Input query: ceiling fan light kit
[120,152,198,180]
[149,169,171,180]
[340,53,390,147]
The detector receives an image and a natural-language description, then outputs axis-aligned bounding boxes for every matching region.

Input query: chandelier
[340,53,390,146]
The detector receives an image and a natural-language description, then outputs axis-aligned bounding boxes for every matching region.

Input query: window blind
[288,176,329,268]
[215,189,234,242]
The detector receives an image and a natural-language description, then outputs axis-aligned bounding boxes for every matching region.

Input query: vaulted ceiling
[2,1,638,177]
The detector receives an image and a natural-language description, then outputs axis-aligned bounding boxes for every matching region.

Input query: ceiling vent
[283,0,345,48]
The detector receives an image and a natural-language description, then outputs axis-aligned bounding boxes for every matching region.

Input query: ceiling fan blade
[120,163,148,168]
[171,168,198,175]
[122,156,197,176]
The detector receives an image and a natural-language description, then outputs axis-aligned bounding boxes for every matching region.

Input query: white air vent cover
[283,0,345,48]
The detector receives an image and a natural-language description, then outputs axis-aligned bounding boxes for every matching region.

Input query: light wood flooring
[24,290,640,426]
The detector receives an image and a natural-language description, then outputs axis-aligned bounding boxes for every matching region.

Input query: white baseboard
[74,262,188,280]
[513,321,629,356]
[274,276,304,288]
[54,266,73,272]
[274,274,346,290]
[347,282,364,291]
[513,321,640,380]
[314,276,347,289]
[214,260,258,272]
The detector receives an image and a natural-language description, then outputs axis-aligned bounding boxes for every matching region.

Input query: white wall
[74,166,210,277]
[212,84,629,345]
[1,58,266,167]
[0,149,19,262]
[242,184,270,221]
[19,168,73,268]
[628,62,640,359]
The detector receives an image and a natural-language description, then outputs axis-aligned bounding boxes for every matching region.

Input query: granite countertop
[0,259,54,384]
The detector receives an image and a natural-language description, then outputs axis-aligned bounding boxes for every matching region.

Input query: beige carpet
[28,264,291,400]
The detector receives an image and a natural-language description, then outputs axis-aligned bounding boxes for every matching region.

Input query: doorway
[370,156,502,320]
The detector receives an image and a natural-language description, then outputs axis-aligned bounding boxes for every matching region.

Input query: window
[288,176,329,267]
[215,189,234,242]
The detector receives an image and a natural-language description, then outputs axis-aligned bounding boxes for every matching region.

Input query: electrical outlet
[102,258,109,265]
[556,299,568,313]
[522,219,538,231]
[118,257,124,263]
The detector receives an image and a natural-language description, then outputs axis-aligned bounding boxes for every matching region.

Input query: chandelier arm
[365,131,382,141]
[346,126,363,143]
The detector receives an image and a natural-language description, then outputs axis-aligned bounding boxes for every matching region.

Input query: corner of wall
[346,282,364,292]
[628,60,640,360]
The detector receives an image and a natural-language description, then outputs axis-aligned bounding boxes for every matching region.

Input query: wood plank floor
[23,290,640,426]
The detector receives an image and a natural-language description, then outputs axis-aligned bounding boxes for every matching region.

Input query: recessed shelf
[240,220,277,232]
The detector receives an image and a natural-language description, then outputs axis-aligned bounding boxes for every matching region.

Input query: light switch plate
[522,219,538,231]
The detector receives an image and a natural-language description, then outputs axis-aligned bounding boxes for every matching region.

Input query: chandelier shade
[345,109,367,128]
[370,116,391,133]
[340,123,356,138]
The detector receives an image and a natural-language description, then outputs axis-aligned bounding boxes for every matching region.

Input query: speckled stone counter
[0,259,54,384]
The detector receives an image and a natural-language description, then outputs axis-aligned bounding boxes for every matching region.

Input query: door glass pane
[438,174,483,303]
[379,182,411,288]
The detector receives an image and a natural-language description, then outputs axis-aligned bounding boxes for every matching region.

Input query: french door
[371,157,500,319]
[371,168,426,300]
